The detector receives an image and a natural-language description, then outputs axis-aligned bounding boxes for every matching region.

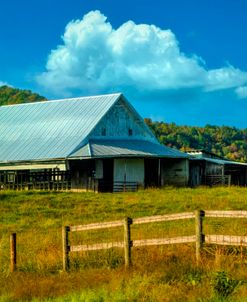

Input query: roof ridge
[0,92,122,108]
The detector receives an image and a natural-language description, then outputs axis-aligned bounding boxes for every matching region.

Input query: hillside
[0,85,47,106]
[145,118,247,162]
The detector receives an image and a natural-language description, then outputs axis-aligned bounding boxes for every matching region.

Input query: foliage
[0,85,46,106]
[144,118,247,162]
[212,271,242,300]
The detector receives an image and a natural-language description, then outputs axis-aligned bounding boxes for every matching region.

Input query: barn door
[144,158,159,188]
[100,159,114,192]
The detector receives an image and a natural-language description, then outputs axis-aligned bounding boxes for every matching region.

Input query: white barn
[0,93,189,192]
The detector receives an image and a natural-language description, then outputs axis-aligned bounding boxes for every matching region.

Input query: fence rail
[204,210,247,218]
[205,235,247,246]
[70,220,123,232]
[132,212,194,224]
[62,210,247,271]
[204,175,231,186]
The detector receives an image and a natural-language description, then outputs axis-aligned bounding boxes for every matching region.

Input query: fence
[97,180,139,192]
[62,210,247,271]
[204,175,231,186]
[8,210,247,272]
[0,170,71,191]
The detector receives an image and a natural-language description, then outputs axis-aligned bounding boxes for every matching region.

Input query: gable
[89,96,157,142]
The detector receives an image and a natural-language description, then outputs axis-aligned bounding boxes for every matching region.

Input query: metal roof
[0,93,121,162]
[204,158,247,166]
[69,139,188,159]
[189,156,247,166]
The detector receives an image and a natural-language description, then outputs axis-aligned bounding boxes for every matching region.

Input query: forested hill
[144,118,247,162]
[0,85,47,106]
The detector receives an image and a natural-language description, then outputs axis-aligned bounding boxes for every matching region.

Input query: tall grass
[0,187,247,301]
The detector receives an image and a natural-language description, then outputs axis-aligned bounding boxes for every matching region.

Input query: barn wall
[161,159,189,186]
[205,162,223,175]
[95,159,103,179]
[90,99,155,141]
[69,160,95,190]
[189,161,205,187]
[114,159,144,185]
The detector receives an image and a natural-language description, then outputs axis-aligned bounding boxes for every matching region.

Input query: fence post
[228,175,231,187]
[124,217,132,268]
[62,226,70,271]
[10,233,17,272]
[195,210,205,264]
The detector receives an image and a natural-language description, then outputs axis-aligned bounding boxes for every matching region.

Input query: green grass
[0,187,247,301]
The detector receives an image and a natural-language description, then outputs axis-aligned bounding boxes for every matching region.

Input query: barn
[188,150,247,187]
[0,93,189,192]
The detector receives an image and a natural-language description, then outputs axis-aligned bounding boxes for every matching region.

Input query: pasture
[0,187,247,301]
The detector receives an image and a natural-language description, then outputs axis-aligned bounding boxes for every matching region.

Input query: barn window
[128,128,133,136]
[7,172,15,183]
[102,128,106,136]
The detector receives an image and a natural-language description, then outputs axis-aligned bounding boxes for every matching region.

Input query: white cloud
[235,86,247,99]
[37,10,247,96]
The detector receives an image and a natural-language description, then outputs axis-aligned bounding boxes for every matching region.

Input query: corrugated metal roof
[0,93,121,162]
[69,139,188,158]
[204,158,247,166]
[190,157,247,166]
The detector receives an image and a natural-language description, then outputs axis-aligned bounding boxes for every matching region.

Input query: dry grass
[0,187,247,301]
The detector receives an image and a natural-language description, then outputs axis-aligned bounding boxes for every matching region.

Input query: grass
[0,187,247,301]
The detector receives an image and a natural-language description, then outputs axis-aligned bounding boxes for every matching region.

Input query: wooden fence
[62,210,247,271]
[8,210,247,272]
[0,170,71,191]
[204,175,231,186]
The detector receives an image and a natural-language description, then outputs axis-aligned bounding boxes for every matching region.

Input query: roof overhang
[68,139,188,159]
[0,160,67,171]
[189,157,247,166]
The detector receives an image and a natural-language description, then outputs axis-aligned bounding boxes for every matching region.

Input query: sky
[0,0,247,128]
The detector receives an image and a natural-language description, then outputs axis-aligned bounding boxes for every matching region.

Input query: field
[0,187,247,301]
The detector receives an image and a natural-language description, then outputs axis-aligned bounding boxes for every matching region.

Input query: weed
[212,271,242,300]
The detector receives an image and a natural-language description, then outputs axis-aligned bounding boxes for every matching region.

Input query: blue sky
[1,0,247,128]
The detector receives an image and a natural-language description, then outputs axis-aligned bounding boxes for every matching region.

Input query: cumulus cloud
[37,10,247,96]
[235,86,247,99]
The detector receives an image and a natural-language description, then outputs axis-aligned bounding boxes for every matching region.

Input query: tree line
[0,85,46,106]
[144,118,247,162]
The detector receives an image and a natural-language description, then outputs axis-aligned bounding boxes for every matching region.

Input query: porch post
[158,158,161,187]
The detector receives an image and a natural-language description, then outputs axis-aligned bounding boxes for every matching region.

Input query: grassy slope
[0,187,247,301]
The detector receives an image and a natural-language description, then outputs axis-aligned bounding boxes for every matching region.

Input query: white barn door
[114,159,144,188]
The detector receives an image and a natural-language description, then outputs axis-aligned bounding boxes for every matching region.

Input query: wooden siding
[161,158,189,186]
[90,99,155,141]
[114,159,144,186]
[205,162,223,176]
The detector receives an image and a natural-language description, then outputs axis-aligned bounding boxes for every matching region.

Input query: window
[128,128,133,136]
[7,172,15,183]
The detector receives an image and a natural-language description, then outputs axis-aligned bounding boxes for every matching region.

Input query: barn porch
[0,156,189,192]
[68,155,189,192]
[188,156,247,187]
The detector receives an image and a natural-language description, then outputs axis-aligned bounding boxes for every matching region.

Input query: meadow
[0,187,247,301]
